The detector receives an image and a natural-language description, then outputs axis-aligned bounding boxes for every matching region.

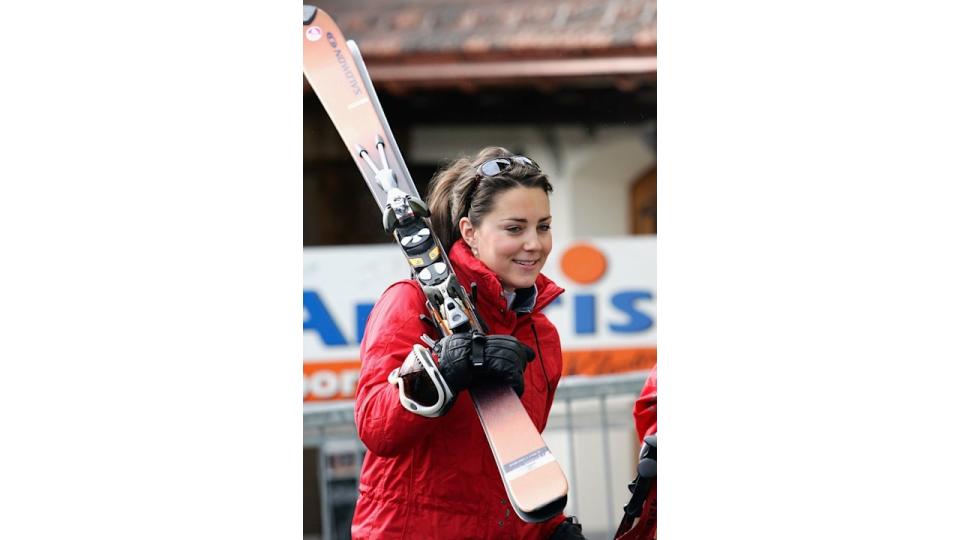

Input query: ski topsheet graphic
[302,5,417,212]
[303,5,568,523]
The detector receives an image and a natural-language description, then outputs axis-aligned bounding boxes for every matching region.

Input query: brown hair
[426,147,553,252]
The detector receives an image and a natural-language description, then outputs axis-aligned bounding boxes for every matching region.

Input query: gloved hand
[436,332,534,397]
[549,516,587,540]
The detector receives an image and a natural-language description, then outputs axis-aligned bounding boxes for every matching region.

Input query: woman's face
[460,186,552,292]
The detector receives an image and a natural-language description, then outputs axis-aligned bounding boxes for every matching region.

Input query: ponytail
[425,155,471,253]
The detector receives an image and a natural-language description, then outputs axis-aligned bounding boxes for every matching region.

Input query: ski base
[472,384,568,522]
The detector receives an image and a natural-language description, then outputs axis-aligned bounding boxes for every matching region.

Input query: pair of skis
[302,6,568,523]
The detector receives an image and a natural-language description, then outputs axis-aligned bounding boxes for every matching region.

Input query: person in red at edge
[614,364,657,540]
[634,365,657,440]
[351,147,585,539]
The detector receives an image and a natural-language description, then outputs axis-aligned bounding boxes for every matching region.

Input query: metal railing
[303,370,649,539]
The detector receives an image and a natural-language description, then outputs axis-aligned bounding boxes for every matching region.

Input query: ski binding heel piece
[387,344,455,417]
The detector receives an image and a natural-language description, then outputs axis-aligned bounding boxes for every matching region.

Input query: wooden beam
[367,56,657,83]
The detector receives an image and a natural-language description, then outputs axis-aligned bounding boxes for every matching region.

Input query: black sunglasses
[476,155,540,177]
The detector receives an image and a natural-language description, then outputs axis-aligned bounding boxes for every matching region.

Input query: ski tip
[303,5,318,25]
[514,495,568,523]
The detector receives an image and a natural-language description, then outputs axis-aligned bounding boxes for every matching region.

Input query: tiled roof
[313,0,656,60]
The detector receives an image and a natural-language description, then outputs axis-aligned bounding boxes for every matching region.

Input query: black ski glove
[548,516,587,540]
[436,332,534,397]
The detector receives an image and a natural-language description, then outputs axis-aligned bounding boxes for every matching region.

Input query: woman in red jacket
[351,147,583,539]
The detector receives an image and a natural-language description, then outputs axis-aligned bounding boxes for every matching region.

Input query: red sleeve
[353,281,442,457]
[633,364,657,441]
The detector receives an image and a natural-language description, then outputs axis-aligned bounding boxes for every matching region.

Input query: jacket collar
[448,239,564,318]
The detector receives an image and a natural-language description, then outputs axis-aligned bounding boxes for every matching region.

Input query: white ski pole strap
[387,344,454,418]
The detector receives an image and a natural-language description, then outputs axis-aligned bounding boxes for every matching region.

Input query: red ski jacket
[618,365,657,540]
[351,240,568,539]
[633,365,657,441]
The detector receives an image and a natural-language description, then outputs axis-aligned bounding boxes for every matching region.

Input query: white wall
[565,128,655,236]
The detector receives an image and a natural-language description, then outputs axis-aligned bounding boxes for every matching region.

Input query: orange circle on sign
[560,243,607,284]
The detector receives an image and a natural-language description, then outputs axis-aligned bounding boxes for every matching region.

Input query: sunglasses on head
[476,155,540,177]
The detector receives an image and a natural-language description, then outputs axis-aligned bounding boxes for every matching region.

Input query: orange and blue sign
[303,236,656,402]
